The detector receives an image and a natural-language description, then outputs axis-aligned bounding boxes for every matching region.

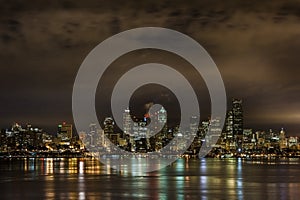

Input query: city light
[0,100,299,159]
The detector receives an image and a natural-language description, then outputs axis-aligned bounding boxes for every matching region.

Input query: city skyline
[1,98,299,159]
[0,0,299,135]
[1,96,298,136]
[0,98,297,140]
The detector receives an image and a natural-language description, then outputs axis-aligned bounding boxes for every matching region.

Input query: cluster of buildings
[79,107,174,154]
[78,99,300,157]
[210,99,300,157]
[0,99,299,158]
[0,122,84,157]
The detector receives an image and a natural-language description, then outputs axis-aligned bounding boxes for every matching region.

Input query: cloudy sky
[0,0,299,135]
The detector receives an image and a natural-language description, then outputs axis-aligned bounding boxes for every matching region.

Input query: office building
[57,122,72,141]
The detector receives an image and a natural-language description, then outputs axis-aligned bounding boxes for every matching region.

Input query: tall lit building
[103,117,114,137]
[224,99,243,151]
[225,111,233,141]
[232,99,243,135]
[190,116,199,136]
[199,120,209,139]
[232,99,243,151]
[123,108,132,137]
[103,117,121,146]
[57,122,72,141]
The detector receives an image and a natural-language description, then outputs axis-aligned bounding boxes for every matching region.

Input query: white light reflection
[199,158,208,198]
[78,160,86,200]
[200,158,207,172]
[79,161,84,174]
[175,160,185,200]
[78,192,86,200]
[236,158,244,200]
[176,159,185,172]
[200,176,208,185]
[175,176,185,200]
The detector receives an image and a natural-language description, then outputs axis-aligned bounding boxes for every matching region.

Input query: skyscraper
[232,99,243,135]
[103,117,114,137]
[232,99,243,151]
[225,111,233,140]
[123,108,132,137]
[57,122,72,141]
[223,99,244,151]
[103,117,120,146]
[190,116,199,136]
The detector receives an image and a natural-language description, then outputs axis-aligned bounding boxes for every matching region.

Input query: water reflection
[0,158,299,199]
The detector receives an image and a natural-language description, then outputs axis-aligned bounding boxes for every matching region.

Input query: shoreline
[1,154,300,160]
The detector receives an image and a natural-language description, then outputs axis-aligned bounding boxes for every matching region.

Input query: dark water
[0,157,299,199]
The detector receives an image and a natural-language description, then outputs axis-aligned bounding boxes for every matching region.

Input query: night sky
[0,0,299,135]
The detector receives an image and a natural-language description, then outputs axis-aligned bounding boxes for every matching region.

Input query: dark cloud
[0,0,299,135]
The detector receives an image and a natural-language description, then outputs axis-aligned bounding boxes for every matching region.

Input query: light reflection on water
[0,157,300,199]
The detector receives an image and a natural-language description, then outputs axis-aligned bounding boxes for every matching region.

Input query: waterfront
[0,158,300,199]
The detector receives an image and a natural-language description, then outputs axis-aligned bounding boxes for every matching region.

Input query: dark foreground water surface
[0,157,299,199]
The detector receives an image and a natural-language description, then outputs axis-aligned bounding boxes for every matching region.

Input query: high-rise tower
[232,99,243,151]
[103,117,114,137]
[232,99,243,136]
[123,108,132,137]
